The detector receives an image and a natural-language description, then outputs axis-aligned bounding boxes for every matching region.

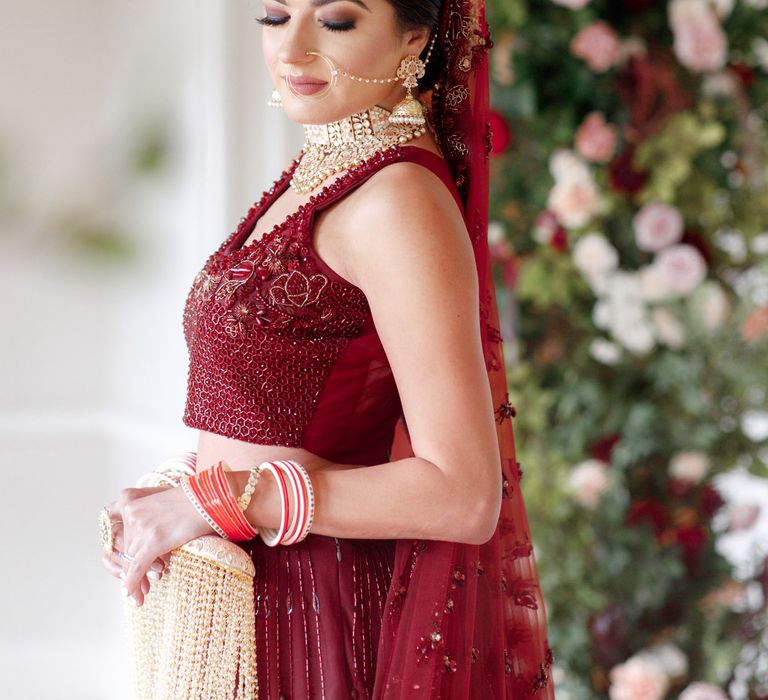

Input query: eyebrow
[272,0,372,11]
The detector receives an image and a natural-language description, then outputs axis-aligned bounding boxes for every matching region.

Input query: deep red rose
[674,524,709,576]
[488,109,512,156]
[589,433,621,463]
[626,499,670,539]
[698,484,726,519]
[607,144,648,195]
[667,477,696,500]
[729,62,755,89]
[549,227,568,253]
[588,603,630,668]
[621,0,658,10]
[680,229,713,265]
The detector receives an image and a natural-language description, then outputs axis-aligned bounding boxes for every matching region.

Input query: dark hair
[386,0,443,92]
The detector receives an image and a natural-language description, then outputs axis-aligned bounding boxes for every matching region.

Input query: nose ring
[286,51,338,100]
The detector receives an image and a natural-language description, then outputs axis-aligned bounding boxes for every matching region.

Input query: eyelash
[255,16,355,32]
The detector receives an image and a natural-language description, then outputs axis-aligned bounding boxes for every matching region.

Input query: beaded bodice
[182,144,459,464]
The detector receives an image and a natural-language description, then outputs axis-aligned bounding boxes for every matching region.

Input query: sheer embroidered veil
[374,0,556,697]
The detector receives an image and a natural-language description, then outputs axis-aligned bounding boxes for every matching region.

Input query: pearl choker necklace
[290,104,427,194]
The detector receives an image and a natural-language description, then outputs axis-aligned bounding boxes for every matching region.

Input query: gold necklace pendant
[290,104,426,194]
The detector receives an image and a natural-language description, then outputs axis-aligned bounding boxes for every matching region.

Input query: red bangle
[210,460,257,540]
[193,467,243,541]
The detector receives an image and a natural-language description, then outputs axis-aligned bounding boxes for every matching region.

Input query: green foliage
[489,0,768,696]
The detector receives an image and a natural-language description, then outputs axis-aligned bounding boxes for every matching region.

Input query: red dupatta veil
[374,1,556,697]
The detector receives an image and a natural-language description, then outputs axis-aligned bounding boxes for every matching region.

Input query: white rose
[679,681,729,700]
[606,274,647,312]
[549,148,592,182]
[654,244,707,296]
[548,178,601,229]
[708,0,734,19]
[644,643,689,679]
[751,232,768,255]
[488,220,507,245]
[567,459,610,508]
[613,316,656,354]
[608,654,670,700]
[638,264,674,302]
[593,299,612,329]
[651,307,687,349]
[726,502,761,532]
[753,37,768,72]
[633,202,684,252]
[590,337,623,365]
[669,0,729,73]
[691,280,730,331]
[573,233,619,280]
[669,450,710,484]
[702,70,739,97]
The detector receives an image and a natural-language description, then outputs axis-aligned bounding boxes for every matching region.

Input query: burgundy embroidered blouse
[182,144,461,466]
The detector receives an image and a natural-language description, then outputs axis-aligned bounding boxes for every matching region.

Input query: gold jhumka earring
[333,30,438,129]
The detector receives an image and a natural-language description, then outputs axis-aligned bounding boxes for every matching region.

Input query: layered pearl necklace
[290,104,427,194]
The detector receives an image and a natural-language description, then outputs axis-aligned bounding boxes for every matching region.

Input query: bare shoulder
[336,158,471,294]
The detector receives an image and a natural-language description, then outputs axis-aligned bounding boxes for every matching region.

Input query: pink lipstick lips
[286,75,329,96]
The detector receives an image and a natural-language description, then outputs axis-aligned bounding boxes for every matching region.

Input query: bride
[100,0,555,697]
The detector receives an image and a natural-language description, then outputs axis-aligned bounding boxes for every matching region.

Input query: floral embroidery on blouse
[215,260,257,305]
[269,269,328,309]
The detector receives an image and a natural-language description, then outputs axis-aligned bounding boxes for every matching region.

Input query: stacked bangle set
[143,454,315,547]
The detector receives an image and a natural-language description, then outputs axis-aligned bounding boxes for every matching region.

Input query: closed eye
[255,16,355,32]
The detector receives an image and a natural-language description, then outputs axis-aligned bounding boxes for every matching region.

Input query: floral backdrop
[485,0,768,698]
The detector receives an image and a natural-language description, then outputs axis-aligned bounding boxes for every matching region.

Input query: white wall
[0,1,300,697]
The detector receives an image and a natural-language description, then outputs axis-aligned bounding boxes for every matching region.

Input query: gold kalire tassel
[123,535,258,700]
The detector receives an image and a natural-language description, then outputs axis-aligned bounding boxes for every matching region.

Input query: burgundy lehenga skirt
[244,533,397,699]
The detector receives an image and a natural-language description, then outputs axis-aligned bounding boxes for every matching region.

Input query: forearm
[226,454,495,546]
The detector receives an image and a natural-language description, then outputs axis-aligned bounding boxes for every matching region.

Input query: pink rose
[654,244,707,295]
[547,179,601,228]
[633,202,684,252]
[741,306,768,342]
[669,0,728,72]
[571,21,622,72]
[609,654,670,700]
[669,450,710,484]
[568,459,610,509]
[576,112,618,162]
[679,681,728,700]
[551,0,592,8]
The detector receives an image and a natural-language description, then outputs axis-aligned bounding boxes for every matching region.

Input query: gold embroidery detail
[445,85,469,111]
[269,269,329,309]
[215,260,256,304]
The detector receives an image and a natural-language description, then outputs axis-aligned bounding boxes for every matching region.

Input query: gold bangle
[237,464,264,511]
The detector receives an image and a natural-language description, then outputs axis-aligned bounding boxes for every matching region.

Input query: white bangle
[257,461,291,547]
[275,460,305,546]
[137,451,198,488]
[293,460,315,544]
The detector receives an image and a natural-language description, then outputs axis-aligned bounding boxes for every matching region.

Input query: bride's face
[258,0,429,124]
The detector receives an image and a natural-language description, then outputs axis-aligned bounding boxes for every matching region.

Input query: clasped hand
[101,485,215,607]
